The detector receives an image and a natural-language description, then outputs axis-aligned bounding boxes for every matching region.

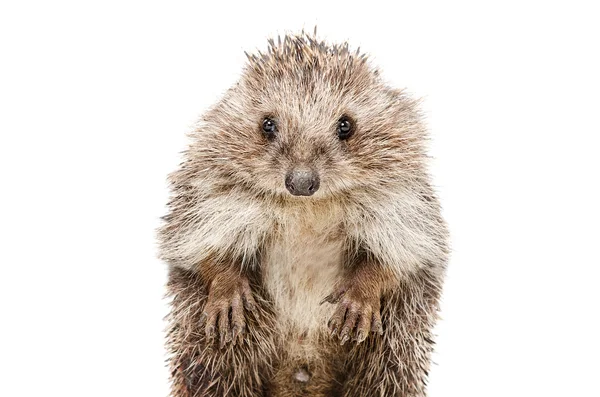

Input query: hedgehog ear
[386,88,405,102]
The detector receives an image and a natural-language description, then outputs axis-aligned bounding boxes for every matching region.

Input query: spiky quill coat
[159,32,449,397]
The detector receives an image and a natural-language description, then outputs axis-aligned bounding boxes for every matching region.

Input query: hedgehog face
[196,34,425,201]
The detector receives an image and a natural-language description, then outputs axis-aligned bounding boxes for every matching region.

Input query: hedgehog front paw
[321,285,383,345]
[200,275,257,348]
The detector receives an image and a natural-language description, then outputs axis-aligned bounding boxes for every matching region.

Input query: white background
[1,1,599,396]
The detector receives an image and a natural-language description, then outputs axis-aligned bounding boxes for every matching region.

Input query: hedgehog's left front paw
[200,275,256,348]
[321,285,383,345]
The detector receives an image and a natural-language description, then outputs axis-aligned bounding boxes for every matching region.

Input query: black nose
[285,169,320,196]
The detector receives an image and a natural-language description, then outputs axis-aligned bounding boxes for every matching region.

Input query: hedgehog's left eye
[337,116,354,140]
[262,118,277,138]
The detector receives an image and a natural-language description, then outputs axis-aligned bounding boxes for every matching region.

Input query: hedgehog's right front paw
[321,282,383,345]
[200,274,257,348]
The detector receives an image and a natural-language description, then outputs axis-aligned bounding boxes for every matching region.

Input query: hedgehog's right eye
[262,118,277,138]
[337,116,354,140]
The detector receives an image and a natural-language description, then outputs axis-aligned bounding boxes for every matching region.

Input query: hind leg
[341,268,443,397]
[166,267,277,397]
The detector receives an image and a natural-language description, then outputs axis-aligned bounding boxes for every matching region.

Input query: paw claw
[205,325,215,338]
[320,285,348,305]
[232,324,245,344]
[356,330,367,343]
[339,326,350,339]
[323,286,383,345]
[340,334,350,345]
[371,312,383,335]
[203,276,255,347]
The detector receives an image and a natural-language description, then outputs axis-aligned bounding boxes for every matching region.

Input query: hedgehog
[159,31,449,397]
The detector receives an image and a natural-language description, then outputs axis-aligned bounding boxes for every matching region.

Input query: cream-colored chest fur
[263,204,344,337]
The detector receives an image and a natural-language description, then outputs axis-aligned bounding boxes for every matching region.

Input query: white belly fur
[263,205,344,341]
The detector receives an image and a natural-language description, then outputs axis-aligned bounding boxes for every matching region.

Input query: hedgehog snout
[284,167,320,196]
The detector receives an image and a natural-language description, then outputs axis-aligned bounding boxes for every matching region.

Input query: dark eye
[337,116,354,140]
[262,118,277,137]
